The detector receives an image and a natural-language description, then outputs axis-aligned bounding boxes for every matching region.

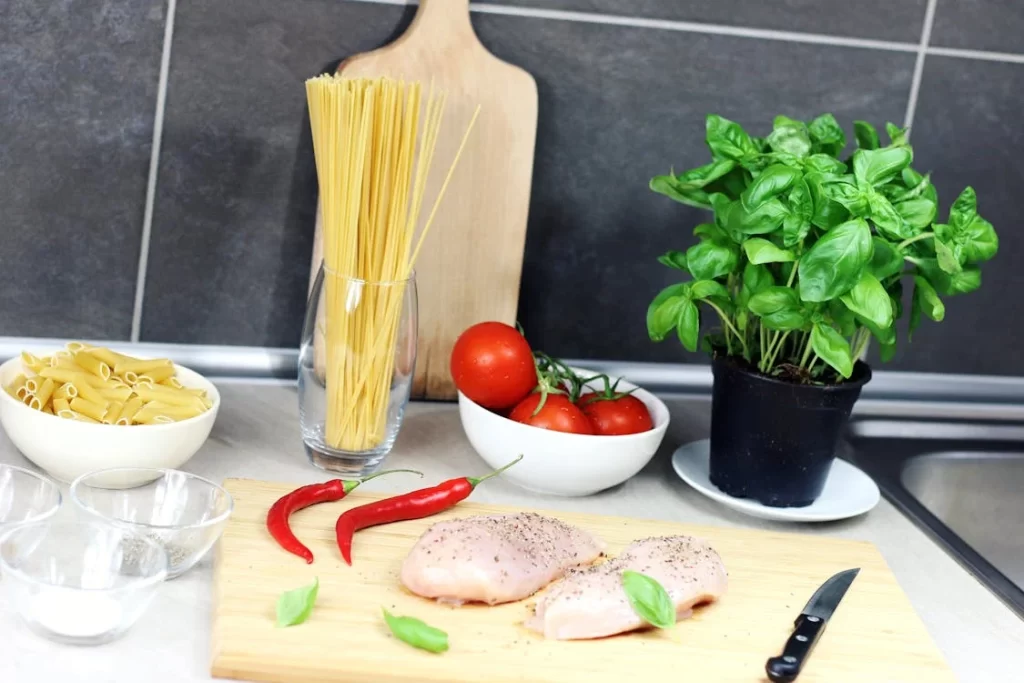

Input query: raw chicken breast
[400,512,605,605]
[526,535,727,640]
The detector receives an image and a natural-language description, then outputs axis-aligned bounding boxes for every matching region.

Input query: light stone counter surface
[2,380,1022,682]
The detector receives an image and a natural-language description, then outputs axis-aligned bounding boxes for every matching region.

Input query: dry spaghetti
[305,74,479,451]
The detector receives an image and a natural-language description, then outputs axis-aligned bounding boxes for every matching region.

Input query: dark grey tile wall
[931,0,1024,53]
[0,0,165,339]
[141,0,413,346]
[2,0,1024,377]
[478,0,929,42]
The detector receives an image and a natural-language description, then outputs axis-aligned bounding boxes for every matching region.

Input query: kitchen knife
[765,567,860,682]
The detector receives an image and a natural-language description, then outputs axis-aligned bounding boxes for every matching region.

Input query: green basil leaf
[709,192,738,237]
[869,237,904,280]
[853,121,880,150]
[748,287,807,331]
[766,124,813,158]
[276,577,319,628]
[647,283,690,341]
[934,237,963,274]
[798,218,873,302]
[963,216,998,263]
[743,238,796,264]
[913,275,945,322]
[948,187,977,230]
[894,171,933,202]
[705,115,757,162]
[830,299,857,337]
[773,115,805,129]
[783,178,814,247]
[649,175,711,210]
[839,271,893,329]
[677,159,738,191]
[657,251,688,272]
[804,154,848,176]
[808,114,846,157]
[689,280,730,300]
[895,198,937,230]
[913,259,982,296]
[852,147,913,188]
[823,179,870,216]
[621,570,676,629]
[685,240,739,281]
[739,262,775,310]
[693,223,725,241]
[382,609,449,653]
[677,300,701,352]
[868,191,912,239]
[811,322,854,379]
[859,314,896,346]
[886,122,909,147]
[741,164,802,211]
[806,173,850,229]
[879,336,897,363]
[732,198,788,235]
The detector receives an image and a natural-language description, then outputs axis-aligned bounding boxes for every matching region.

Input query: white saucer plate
[671,439,880,522]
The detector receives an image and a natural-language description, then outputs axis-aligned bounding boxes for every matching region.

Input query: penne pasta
[74,350,111,381]
[69,397,109,422]
[6,344,212,426]
[137,365,175,384]
[53,383,76,400]
[116,396,144,424]
[70,377,105,405]
[99,387,133,403]
[34,378,56,407]
[102,400,124,425]
[85,347,128,368]
[114,358,172,376]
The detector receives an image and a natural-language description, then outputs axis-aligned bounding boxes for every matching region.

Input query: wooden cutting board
[210,479,953,683]
[307,0,538,400]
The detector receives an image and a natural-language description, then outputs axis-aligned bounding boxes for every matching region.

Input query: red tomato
[450,322,536,411]
[509,393,594,435]
[579,395,653,436]
[575,390,596,406]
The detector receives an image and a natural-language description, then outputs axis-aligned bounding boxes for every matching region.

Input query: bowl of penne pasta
[0,343,220,483]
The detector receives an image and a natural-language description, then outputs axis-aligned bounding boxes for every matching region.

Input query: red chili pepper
[335,455,523,565]
[267,468,421,563]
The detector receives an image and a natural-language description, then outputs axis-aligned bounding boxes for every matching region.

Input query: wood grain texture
[307,0,538,400]
[211,478,954,683]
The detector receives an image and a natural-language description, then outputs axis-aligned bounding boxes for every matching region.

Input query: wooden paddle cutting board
[307,0,538,400]
[211,479,954,683]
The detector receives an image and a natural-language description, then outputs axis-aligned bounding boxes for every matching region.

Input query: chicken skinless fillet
[400,512,606,606]
[526,535,728,640]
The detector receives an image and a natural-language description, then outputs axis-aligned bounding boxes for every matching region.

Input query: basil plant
[647,114,998,382]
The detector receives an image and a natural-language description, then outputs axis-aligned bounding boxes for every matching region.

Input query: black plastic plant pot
[708,355,873,508]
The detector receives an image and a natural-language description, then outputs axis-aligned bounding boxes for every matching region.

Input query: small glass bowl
[0,464,62,534]
[0,520,168,645]
[69,467,233,579]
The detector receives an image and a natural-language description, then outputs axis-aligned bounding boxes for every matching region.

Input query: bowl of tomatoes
[451,322,670,497]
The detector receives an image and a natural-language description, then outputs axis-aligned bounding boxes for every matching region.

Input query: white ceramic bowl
[0,353,220,484]
[458,372,670,497]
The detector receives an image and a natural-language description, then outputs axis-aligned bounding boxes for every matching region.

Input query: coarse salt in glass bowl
[0,520,168,646]
[69,467,233,578]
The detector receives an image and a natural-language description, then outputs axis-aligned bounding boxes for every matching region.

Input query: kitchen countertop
[2,380,1022,683]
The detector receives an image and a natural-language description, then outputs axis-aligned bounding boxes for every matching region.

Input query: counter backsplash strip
[3,0,1022,375]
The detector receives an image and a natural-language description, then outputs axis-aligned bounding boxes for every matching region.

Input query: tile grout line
[344,0,1024,65]
[927,45,1024,65]
[131,0,177,343]
[343,0,918,53]
[903,0,938,132]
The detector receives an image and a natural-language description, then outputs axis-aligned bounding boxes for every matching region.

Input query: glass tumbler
[298,265,418,477]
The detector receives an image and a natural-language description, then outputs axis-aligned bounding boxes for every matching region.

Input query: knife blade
[765,568,860,683]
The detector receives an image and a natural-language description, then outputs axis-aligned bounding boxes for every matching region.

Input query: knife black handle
[765,614,826,683]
